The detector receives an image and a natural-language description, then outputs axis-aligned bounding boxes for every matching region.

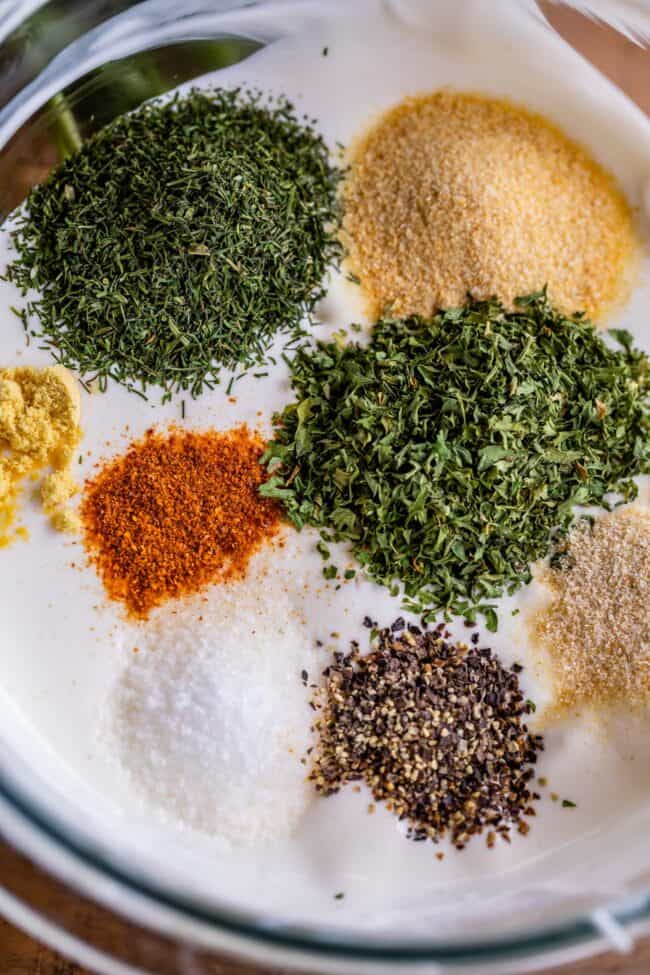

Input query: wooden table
[2,833,650,975]
[2,928,650,975]
[4,911,650,975]
[1,4,648,974]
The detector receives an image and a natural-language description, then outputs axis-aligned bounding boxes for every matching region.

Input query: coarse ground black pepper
[309,621,543,850]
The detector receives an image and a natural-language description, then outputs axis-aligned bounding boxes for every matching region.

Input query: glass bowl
[0,3,649,972]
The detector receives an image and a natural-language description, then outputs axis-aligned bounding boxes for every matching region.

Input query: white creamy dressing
[0,0,649,938]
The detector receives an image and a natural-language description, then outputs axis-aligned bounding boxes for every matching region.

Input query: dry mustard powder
[343,91,638,321]
[0,365,82,544]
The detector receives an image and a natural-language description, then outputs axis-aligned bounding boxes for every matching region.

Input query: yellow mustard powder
[40,468,78,511]
[0,365,82,544]
[49,506,82,535]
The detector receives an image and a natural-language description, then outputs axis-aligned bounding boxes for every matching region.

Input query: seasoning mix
[2,75,649,864]
[81,425,280,617]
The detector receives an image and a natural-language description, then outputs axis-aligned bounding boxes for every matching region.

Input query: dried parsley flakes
[262,292,649,624]
[7,89,342,398]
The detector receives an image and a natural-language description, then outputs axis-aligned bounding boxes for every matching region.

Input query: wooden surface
[5,906,650,975]
[3,827,650,975]
[1,5,649,975]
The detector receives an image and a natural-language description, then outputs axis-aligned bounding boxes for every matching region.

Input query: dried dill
[262,292,649,625]
[7,89,342,398]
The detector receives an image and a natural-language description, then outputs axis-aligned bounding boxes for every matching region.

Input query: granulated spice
[309,619,543,850]
[108,569,313,843]
[530,507,650,714]
[81,425,280,617]
[343,91,637,321]
[0,365,81,543]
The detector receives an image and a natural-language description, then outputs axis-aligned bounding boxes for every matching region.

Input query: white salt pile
[107,566,315,845]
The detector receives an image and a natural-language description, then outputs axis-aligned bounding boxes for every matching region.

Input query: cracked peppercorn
[309,621,543,850]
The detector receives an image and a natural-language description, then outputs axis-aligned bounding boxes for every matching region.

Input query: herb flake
[262,293,648,622]
[7,89,343,399]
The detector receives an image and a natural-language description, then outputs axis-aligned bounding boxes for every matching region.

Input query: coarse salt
[106,565,315,845]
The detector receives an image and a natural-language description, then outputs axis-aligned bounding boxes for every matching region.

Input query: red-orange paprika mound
[81,425,281,618]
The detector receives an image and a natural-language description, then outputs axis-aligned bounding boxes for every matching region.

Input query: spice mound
[81,425,280,617]
[0,364,81,544]
[344,91,637,321]
[310,620,543,850]
[530,507,650,714]
[7,88,342,397]
[108,574,313,844]
[262,293,649,624]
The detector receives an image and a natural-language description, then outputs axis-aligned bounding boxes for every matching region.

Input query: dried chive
[7,89,342,399]
[262,292,649,623]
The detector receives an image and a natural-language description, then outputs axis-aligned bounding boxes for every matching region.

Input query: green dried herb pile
[309,619,542,849]
[7,89,342,397]
[262,293,649,624]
